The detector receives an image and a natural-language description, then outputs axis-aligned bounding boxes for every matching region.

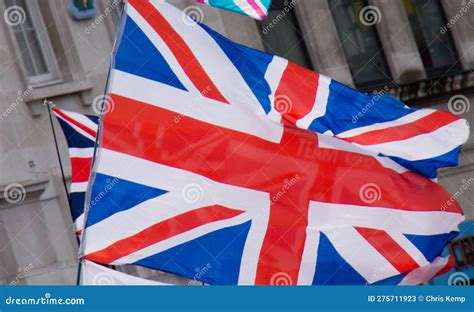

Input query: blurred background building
[0,0,472,285]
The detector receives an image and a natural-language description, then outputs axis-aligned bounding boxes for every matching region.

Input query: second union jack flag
[80,0,468,285]
[53,108,98,237]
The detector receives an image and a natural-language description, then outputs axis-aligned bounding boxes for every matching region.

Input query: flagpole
[44,99,72,207]
[45,99,87,285]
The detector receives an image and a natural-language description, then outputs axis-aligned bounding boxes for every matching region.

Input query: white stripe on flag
[317,133,409,174]
[297,75,331,129]
[70,182,89,193]
[309,201,464,236]
[127,4,201,95]
[265,56,289,124]
[113,213,252,265]
[323,227,400,282]
[386,231,429,267]
[337,110,435,139]
[69,147,95,158]
[111,70,284,143]
[60,110,98,133]
[358,119,469,161]
[232,0,263,19]
[83,149,269,255]
[297,226,320,285]
[152,0,265,112]
[55,113,96,142]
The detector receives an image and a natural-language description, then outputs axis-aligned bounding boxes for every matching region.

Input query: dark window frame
[403,0,462,79]
[257,0,313,69]
[328,0,393,91]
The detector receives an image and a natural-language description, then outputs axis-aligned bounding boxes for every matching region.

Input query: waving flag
[196,0,271,20]
[53,108,98,236]
[80,0,468,285]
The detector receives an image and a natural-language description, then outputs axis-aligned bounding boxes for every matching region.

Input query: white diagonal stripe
[337,110,435,139]
[297,75,331,129]
[83,149,269,255]
[354,119,469,161]
[69,148,94,158]
[323,227,399,282]
[150,0,265,112]
[111,70,284,143]
[309,201,464,236]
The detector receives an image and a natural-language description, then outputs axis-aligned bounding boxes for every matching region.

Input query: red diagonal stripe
[129,0,228,104]
[53,108,96,138]
[274,62,318,127]
[355,227,419,274]
[85,205,244,264]
[343,111,459,145]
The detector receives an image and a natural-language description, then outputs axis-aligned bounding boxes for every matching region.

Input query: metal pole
[44,99,71,207]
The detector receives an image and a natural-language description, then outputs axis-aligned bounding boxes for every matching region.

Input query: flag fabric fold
[81,260,171,285]
[53,108,98,236]
[196,0,272,20]
[375,256,455,285]
[79,0,468,285]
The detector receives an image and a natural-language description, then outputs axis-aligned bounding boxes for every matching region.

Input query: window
[403,0,461,78]
[328,0,391,89]
[258,0,312,68]
[4,0,59,85]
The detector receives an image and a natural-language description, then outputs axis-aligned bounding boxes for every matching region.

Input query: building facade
[0,0,472,285]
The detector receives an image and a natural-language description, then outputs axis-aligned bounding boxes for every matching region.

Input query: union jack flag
[80,0,468,285]
[196,0,271,20]
[53,108,98,236]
